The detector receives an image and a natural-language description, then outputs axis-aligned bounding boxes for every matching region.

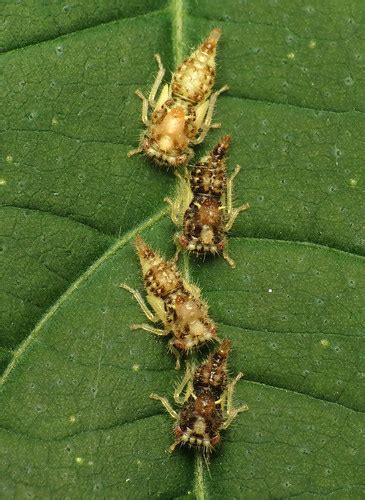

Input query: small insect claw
[154,53,163,65]
[173,248,180,263]
[127,147,143,157]
[135,89,145,99]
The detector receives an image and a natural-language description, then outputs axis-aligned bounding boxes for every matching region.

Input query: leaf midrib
[2,4,363,497]
[168,2,208,496]
[3,6,363,116]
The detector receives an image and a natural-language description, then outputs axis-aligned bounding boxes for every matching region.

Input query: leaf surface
[1,0,364,498]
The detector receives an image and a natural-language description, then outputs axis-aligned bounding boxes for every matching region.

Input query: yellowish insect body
[120,236,218,368]
[171,28,222,104]
[128,30,228,167]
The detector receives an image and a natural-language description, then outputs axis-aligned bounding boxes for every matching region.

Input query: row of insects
[121,29,249,456]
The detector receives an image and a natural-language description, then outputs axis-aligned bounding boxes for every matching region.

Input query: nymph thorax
[164,288,216,351]
[179,194,225,254]
[176,388,223,449]
[142,98,196,166]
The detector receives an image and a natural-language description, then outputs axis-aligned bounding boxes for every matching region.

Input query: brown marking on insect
[150,341,248,456]
[140,99,195,166]
[120,236,218,368]
[179,195,225,254]
[166,136,250,266]
[190,134,231,195]
[135,235,183,297]
[128,30,228,167]
[194,339,231,391]
[154,106,189,151]
[171,28,222,104]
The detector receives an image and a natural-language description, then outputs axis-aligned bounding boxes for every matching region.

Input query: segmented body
[171,28,221,104]
[136,236,217,352]
[176,389,223,448]
[179,195,225,253]
[142,99,196,166]
[129,29,227,167]
[193,338,230,391]
[175,340,232,449]
[179,136,230,254]
[150,339,248,452]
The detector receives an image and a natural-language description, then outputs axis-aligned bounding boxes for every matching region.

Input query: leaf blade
[1,1,364,498]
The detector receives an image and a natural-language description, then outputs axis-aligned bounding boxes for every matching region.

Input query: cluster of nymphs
[122,29,249,456]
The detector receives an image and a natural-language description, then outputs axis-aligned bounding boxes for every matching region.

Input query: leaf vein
[0,207,168,386]
[2,6,169,54]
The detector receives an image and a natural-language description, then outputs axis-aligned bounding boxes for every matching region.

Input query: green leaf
[1,1,364,498]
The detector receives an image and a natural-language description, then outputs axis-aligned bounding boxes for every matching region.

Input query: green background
[1,0,364,498]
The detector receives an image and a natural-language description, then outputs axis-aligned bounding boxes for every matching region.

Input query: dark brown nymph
[150,340,248,454]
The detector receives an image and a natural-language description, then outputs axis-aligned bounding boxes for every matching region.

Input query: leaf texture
[1,0,364,498]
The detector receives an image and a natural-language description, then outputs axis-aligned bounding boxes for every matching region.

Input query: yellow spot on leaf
[320,339,330,348]
[350,178,358,186]
[0,179,6,186]
[287,52,295,60]
[76,457,84,464]
[308,40,316,49]
[6,155,13,163]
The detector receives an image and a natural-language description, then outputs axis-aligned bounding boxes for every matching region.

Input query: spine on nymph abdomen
[190,135,230,196]
[193,340,231,393]
[135,235,183,298]
[171,28,222,105]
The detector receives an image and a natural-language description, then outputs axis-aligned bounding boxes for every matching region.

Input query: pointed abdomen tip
[134,234,144,248]
[210,28,222,42]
